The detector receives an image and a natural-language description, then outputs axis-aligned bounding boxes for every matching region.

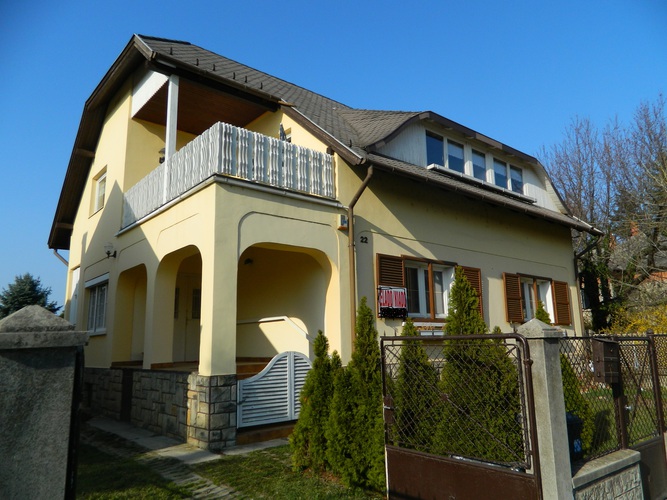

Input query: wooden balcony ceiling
[134,78,271,136]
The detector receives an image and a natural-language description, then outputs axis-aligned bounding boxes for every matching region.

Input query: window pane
[472,150,486,181]
[88,287,97,330]
[406,266,421,315]
[423,268,431,316]
[433,270,445,317]
[426,132,444,166]
[96,284,107,329]
[447,141,464,173]
[494,159,508,189]
[510,166,523,193]
[521,279,535,320]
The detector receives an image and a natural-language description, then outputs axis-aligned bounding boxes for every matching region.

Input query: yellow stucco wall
[65,71,582,376]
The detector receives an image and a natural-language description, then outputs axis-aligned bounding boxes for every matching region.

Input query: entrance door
[173,273,201,362]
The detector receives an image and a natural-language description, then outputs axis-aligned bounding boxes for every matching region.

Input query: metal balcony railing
[122,122,335,228]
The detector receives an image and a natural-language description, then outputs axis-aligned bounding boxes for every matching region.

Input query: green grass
[76,444,191,499]
[77,441,383,499]
[193,445,383,499]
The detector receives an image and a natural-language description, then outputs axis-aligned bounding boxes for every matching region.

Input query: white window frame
[92,168,107,214]
[85,274,109,335]
[520,276,554,322]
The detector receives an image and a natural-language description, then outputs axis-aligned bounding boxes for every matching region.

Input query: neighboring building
[49,34,600,450]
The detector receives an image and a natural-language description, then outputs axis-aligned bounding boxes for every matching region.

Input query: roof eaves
[283,106,364,166]
[366,153,603,236]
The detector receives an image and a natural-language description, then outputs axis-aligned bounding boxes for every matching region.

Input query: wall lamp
[104,242,117,259]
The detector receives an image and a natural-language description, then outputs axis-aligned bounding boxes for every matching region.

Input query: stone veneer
[83,368,237,451]
[573,449,643,499]
[187,374,237,451]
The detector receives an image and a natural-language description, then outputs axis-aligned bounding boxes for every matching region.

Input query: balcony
[122,122,335,228]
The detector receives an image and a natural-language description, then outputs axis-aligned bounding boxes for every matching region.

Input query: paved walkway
[80,416,288,499]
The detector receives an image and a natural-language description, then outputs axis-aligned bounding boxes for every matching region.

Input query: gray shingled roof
[138,36,365,154]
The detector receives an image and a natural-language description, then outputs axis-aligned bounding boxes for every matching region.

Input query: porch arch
[236,244,331,361]
[112,264,147,364]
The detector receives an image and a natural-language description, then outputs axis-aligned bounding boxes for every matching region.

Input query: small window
[510,166,523,194]
[426,132,444,167]
[92,168,107,213]
[493,159,508,189]
[472,150,486,181]
[447,141,465,174]
[87,280,108,334]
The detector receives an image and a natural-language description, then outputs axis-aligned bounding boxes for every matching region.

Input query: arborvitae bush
[392,318,440,451]
[535,300,552,323]
[560,354,595,453]
[434,267,524,464]
[326,297,385,491]
[290,330,340,472]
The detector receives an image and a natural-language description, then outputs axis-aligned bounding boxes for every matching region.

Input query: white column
[163,75,179,204]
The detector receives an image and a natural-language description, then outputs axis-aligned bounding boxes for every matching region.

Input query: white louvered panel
[266,137,281,186]
[252,135,266,183]
[237,351,312,428]
[295,146,309,192]
[220,123,236,175]
[236,128,251,179]
[322,154,334,198]
[310,152,323,196]
[282,144,295,191]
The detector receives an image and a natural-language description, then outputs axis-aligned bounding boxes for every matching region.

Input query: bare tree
[541,95,667,329]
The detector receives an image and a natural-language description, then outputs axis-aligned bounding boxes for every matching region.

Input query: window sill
[89,330,107,337]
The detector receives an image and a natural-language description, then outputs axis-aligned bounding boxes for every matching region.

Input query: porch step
[235,422,295,446]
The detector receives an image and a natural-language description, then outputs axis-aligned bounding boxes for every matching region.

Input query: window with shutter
[377,254,404,287]
[552,281,572,325]
[460,266,484,320]
[503,273,524,323]
[377,255,482,321]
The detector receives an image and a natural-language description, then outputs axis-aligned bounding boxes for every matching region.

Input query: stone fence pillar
[517,319,573,500]
[0,306,88,499]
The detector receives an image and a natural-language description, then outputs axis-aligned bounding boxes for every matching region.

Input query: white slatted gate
[237,351,312,428]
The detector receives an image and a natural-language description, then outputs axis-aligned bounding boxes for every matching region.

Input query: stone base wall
[187,374,237,451]
[83,367,237,451]
[131,370,189,440]
[573,449,643,499]
[83,367,123,420]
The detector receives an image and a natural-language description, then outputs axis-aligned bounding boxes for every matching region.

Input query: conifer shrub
[433,267,524,464]
[326,297,385,491]
[392,318,440,451]
[560,354,595,453]
[535,300,552,323]
[290,330,340,472]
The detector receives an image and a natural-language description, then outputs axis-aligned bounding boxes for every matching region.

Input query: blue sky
[0,0,665,308]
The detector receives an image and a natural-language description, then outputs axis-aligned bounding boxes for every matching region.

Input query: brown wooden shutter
[503,273,524,323]
[377,254,404,287]
[552,280,572,325]
[460,266,484,320]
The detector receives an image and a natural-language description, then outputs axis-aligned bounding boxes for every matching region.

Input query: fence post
[518,319,573,500]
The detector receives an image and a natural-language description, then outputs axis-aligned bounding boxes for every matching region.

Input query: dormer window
[493,159,508,189]
[472,150,486,181]
[510,166,523,194]
[447,141,464,174]
[426,130,525,196]
[426,131,444,166]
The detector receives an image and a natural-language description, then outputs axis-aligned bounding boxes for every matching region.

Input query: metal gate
[560,334,667,499]
[237,351,311,428]
[381,334,541,499]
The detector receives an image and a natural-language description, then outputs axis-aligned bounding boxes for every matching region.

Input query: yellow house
[49,35,600,450]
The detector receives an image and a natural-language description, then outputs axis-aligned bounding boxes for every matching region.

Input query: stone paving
[80,419,240,499]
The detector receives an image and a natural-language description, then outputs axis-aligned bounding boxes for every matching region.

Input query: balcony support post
[163,74,179,204]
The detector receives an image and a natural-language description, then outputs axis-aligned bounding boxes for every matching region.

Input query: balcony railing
[122,122,335,228]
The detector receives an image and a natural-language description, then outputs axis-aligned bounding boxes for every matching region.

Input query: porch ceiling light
[104,242,117,259]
